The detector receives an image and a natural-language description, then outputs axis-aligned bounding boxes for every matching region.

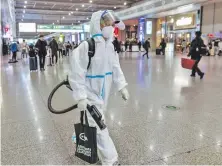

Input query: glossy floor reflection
[1,51,222,165]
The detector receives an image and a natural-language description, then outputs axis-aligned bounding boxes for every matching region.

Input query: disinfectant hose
[48,76,107,130]
[47,76,78,114]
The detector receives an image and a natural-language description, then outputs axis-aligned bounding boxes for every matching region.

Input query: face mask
[102,26,114,39]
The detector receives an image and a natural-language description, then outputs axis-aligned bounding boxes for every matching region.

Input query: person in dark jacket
[66,41,71,56]
[129,42,132,52]
[10,42,18,62]
[35,35,47,71]
[113,37,121,53]
[142,38,151,59]
[188,31,205,79]
[29,45,36,57]
[124,41,128,52]
[49,37,58,65]
[138,41,142,51]
[160,38,166,55]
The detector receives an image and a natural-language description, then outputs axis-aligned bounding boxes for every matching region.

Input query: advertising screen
[146,21,152,34]
[19,23,36,32]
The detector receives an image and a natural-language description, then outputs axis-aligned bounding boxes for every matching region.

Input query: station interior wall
[202,2,222,35]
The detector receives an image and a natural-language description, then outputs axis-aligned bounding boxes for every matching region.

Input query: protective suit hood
[90,11,103,40]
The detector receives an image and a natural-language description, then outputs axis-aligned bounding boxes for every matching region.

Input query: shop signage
[208,33,214,38]
[174,13,196,30]
[176,17,192,26]
[37,24,83,32]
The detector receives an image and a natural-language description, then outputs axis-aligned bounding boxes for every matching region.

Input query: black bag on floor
[62,49,66,56]
[29,56,38,70]
[219,50,222,56]
[156,48,161,55]
[74,111,98,164]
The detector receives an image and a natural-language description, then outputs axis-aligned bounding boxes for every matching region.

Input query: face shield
[100,10,121,27]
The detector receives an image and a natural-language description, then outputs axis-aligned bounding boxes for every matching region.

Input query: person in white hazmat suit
[69,10,129,165]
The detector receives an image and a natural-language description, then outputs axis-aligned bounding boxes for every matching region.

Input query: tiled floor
[1,50,222,165]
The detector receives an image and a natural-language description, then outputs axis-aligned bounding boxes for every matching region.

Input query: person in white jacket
[69,10,129,165]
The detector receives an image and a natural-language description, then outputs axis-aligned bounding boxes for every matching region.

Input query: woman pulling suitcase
[29,45,38,71]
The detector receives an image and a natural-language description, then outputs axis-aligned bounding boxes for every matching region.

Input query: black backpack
[86,38,95,70]
[81,38,115,70]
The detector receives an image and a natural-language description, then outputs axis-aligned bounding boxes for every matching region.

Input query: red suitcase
[181,58,196,70]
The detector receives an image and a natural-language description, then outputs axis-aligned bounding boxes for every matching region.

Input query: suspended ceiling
[15,0,142,25]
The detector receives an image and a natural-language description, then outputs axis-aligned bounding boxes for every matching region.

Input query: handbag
[74,111,98,164]
[181,58,196,70]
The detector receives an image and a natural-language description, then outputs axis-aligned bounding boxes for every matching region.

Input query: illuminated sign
[208,33,214,38]
[139,17,145,42]
[83,24,90,32]
[176,17,192,26]
[146,21,152,34]
[19,23,36,32]
[174,13,196,30]
[37,24,83,32]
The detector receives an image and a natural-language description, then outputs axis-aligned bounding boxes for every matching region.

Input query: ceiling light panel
[15,0,139,26]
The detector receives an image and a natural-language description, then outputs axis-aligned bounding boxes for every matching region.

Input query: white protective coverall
[69,11,128,165]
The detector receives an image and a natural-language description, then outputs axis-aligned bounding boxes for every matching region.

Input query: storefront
[117,19,140,51]
[201,1,222,45]
[156,11,200,51]
[1,0,16,55]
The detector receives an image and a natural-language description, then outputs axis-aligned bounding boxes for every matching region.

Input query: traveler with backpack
[49,37,58,65]
[187,31,205,79]
[35,35,47,71]
[69,10,129,165]
[142,38,151,59]
[9,42,18,63]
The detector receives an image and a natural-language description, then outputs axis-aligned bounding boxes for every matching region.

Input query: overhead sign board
[37,24,83,32]
[82,24,90,32]
[19,23,36,32]
[176,17,192,26]
[174,13,196,30]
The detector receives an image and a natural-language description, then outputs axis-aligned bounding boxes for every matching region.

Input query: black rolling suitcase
[29,56,38,71]
[156,48,161,55]
[62,49,66,56]
[219,50,222,56]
